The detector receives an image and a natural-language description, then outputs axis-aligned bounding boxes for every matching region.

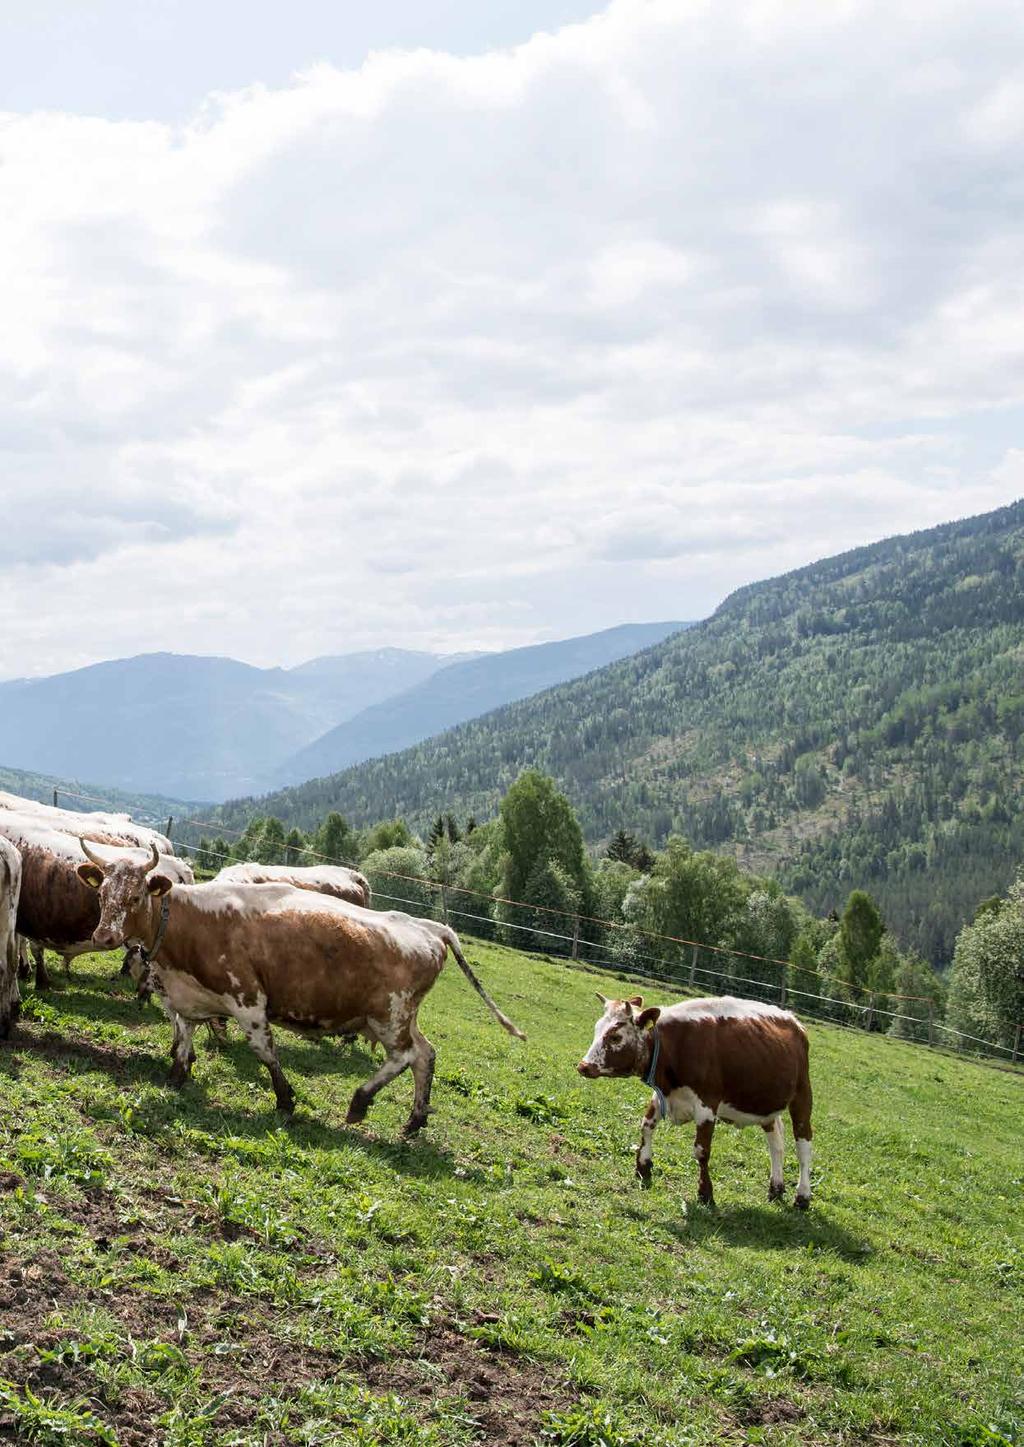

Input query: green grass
[1,940,1022,1446]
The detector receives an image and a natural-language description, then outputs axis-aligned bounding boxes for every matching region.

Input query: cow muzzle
[577,1060,600,1078]
[92,928,121,951]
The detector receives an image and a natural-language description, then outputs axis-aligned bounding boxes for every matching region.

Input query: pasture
[0,939,1021,1447]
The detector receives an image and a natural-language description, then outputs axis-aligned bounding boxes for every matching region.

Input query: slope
[1,941,1020,1446]
[274,621,687,786]
[217,500,1024,960]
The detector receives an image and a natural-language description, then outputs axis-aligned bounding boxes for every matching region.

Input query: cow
[578,994,813,1209]
[0,816,192,988]
[0,791,172,854]
[0,837,22,1038]
[215,861,371,909]
[77,840,525,1133]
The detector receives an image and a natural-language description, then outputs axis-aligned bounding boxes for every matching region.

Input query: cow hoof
[346,1092,370,1125]
[276,1094,296,1116]
[167,1069,187,1091]
[794,1194,811,1211]
[768,1182,786,1202]
[697,1191,715,1209]
[635,1163,653,1189]
[402,1114,428,1137]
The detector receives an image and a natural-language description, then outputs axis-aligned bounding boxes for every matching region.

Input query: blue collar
[644,1030,668,1120]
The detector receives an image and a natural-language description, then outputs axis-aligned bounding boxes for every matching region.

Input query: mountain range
[213,500,1024,962]
[0,623,684,802]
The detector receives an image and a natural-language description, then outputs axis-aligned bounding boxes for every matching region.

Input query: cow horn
[80,837,108,869]
[144,841,160,874]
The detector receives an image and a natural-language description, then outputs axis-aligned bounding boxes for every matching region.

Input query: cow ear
[637,1006,661,1030]
[626,995,644,1007]
[147,873,173,897]
[77,863,103,890]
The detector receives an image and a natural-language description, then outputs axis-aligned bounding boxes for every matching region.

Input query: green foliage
[839,890,884,998]
[362,818,413,854]
[314,810,360,865]
[360,845,436,916]
[947,870,1024,1049]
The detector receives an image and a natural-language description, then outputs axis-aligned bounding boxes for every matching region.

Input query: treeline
[195,768,1022,1060]
[212,501,1024,966]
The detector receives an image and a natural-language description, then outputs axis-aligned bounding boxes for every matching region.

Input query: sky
[1,0,1023,678]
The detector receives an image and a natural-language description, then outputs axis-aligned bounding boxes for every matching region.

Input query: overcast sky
[2,0,1023,678]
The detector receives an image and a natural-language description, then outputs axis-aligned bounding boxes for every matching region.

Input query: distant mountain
[274,622,687,786]
[0,648,462,801]
[214,501,1024,964]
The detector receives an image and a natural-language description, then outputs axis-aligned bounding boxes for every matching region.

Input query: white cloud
[0,0,1022,677]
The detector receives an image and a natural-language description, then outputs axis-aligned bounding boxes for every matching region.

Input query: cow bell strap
[644,1029,668,1120]
[141,895,171,966]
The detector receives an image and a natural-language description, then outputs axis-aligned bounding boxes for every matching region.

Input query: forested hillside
[218,502,1024,963]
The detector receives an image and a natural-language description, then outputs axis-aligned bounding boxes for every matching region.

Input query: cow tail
[443,928,526,1040]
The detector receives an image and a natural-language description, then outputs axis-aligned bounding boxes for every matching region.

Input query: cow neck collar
[140,894,171,967]
[642,1028,668,1121]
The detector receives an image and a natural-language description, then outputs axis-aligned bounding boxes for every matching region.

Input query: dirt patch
[737,1395,805,1427]
[363,1321,579,1447]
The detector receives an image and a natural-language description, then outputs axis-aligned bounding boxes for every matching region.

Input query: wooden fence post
[779,969,788,1009]
[570,917,580,960]
[53,788,59,807]
[688,944,698,988]
[1013,1022,1022,1065]
[439,885,449,925]
[927,999,936,1047]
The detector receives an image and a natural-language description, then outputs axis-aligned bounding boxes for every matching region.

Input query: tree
[499,771,589,901]
[626,836,748,982]
[361,845,436,918]
[839,890,884,1000]
[315,812,358,865]
[362,818,412,855]
[285,828,306,866]
[889,950,946,1043]
[946,870,1024,1051]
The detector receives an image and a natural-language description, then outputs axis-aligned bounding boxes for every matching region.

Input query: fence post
[53,788,59,807]
[779,967,788,1009]
[570,916,580,961]
[439,885,449,925]
[165,816,173,839]
[688,944,698,988]
[1013,1022,1022,1065]
[927,999,936,1047]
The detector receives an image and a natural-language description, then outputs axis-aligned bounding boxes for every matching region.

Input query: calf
[78,842,525,1134]
[0,837,21,1037]
[578,994,813,1208]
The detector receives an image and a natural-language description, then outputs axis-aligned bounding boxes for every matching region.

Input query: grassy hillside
[219,501,1024,962]
[1,942,1021,1445]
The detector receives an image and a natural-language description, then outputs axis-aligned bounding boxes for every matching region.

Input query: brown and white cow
[0,837,22,1038]
[578,994,813,1208]
[78,842,525,1133]
[0,817,192,988]
[215,862,371,909]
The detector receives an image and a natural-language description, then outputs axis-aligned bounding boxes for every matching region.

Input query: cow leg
[17,938,31,982]
[167,1016,197,1088]
[694,1120,716,1206]
[790,1084,813,1209]
[33,945,51,991]
[402,1030,437,1137]
[236,1011,295,1114]
[635,1097,659,1186]
[346,1046,414,1126]
[763,1117,786,1201]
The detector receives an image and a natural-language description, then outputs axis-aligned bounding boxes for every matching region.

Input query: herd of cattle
[0,791,814,1207]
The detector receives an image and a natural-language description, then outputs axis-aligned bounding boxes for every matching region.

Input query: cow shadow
[655,1200,872,1260]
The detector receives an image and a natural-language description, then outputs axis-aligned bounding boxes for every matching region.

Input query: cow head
[77,839,173,950]
[577,993,661,1078]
